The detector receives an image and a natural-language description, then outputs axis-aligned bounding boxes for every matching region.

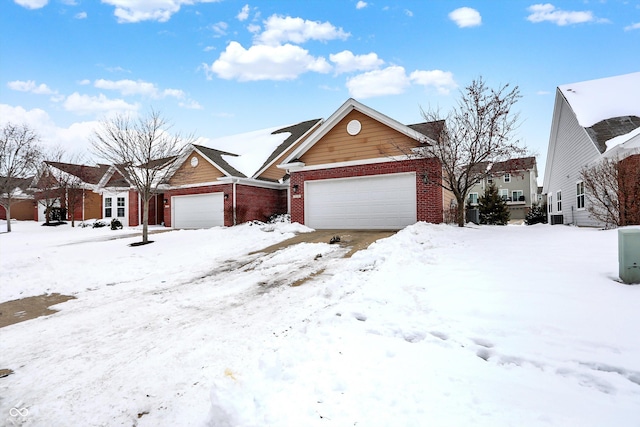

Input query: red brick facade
[163,183,287,227]
[289,158,443,225]
[619,154,640,226]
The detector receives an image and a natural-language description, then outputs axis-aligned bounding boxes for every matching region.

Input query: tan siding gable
[300,110,420,166]
[169,151,224,185]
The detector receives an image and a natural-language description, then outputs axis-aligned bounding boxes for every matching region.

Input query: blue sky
[1,0,639,178]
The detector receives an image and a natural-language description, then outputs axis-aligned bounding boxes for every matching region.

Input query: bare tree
[45,154,89,228]
[91,109,192,244]
[33,147,66,225]
[0,123,42,232]
[420,77,526,226]
[580,153,640,228]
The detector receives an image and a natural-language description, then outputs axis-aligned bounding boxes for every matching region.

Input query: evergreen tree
[478,184,510,225]
[525,202,547,225]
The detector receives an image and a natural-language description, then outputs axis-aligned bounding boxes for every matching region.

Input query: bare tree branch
[91,109,194,243]
[0,122,42,232]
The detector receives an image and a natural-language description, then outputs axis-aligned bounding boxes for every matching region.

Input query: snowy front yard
[1,220,639,426]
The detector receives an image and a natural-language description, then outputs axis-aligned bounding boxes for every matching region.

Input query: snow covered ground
[1,220,639,426]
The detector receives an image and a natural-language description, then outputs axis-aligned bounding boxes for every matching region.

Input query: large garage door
[305,172,417,229]
[173,193,224,229]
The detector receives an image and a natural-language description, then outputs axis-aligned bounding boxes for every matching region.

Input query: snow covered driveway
[1,221,640,426]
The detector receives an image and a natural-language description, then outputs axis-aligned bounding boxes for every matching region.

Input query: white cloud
[75,11,87,19]
[211,21,228,37]
[7,80,56,95]
[346,66,411,98]
[624,22,640,31]
[257,15,350,46]
[449,7,482,28]
[179,100,203,110]
[526,4,596,26]
[101,0,221,24]
[356,1,367,10]
[237,4,250,21]
[0,104,98,156]
[63,92,138,116]
[207,41,331,81]
[14,0,48,9]
[409,70,457,94]
[247,23,261,33]
[93,79,184,99]
[404,9,413,17]
[78,79,92,85]
[329,50,384,74]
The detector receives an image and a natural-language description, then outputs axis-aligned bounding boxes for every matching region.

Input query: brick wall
[128,189,139,226]
[235,184,287,223]
[620,154,640,226]
[289,158,443,225]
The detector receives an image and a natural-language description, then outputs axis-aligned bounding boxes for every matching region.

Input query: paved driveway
[256,229,396,258]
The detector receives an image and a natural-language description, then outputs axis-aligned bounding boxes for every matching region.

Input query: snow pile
[1,221,639,426]
[559,72,640,128]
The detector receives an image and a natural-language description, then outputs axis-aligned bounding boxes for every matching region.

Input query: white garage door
[173,193,224,229]
[305,172,417,229]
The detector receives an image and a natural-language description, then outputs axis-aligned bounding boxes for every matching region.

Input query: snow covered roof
[559,72,640,128]
[197,125,296,178]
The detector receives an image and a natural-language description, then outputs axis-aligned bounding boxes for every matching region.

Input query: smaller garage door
[173,193,224,229]
[305,172,417,229]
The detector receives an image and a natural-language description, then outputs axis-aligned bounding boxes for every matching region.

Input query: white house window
[576,181,585,210]
[548,195,552,213]
[117,197,125,217]
[105,197,112,218]
[556,190,562,212]
[468,192,478,205]
[512,190,523,202]
[498,188,509,201]
[503,173,511,183]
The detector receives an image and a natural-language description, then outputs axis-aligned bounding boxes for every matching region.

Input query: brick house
[159,119,322,228]
[277,98,448,229]
[0,177,35,221]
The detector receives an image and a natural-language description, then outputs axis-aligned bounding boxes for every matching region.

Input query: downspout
[232,179,237,226]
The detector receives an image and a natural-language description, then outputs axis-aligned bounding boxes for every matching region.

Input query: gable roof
[559,72,640,153]
[471,156,537,176]
[45,161,111,186]
[253,119,323,179]
[281,98,435,164]
[193,145,246,178]
[407,120,445,142]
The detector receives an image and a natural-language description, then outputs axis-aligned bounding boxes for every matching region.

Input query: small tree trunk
[142,198,149,244]
[457,197,465,227]
[6,205,12,232]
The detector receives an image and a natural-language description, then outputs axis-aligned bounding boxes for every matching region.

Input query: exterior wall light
[421,173,429,184]
[293,184,299,194]
[224,193,229,200]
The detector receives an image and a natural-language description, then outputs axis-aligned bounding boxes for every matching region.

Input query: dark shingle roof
[254,119,323,178]
[585,116,640,153]
[407,120,445,142]
[193,145,246,178]
[473,156,537,175]
[45,161,111,185]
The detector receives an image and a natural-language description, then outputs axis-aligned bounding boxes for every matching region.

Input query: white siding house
[542,72,640,227]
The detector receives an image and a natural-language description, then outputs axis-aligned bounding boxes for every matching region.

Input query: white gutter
[232,179,237,226]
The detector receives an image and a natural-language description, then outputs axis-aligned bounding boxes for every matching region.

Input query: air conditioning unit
[550,214,564,225]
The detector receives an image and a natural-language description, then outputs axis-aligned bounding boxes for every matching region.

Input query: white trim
[576,180,585,211]
[216,176,287,190]
[281,98,434,165]
[556,190,562,213]
[158,180,228,190]
[281,156,411,173]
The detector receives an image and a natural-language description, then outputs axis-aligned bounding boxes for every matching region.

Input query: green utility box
[619,229,640,284]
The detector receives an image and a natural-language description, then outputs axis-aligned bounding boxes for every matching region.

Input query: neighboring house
[277,98,447,230]
[0,176,36,221]
[467,157,539,221]
[159,119,323,228]
[31,161,108,222]
[543,72,640,226]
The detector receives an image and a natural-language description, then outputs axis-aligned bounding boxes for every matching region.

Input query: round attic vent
[347,119,362,136]
[190,156,199,167]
